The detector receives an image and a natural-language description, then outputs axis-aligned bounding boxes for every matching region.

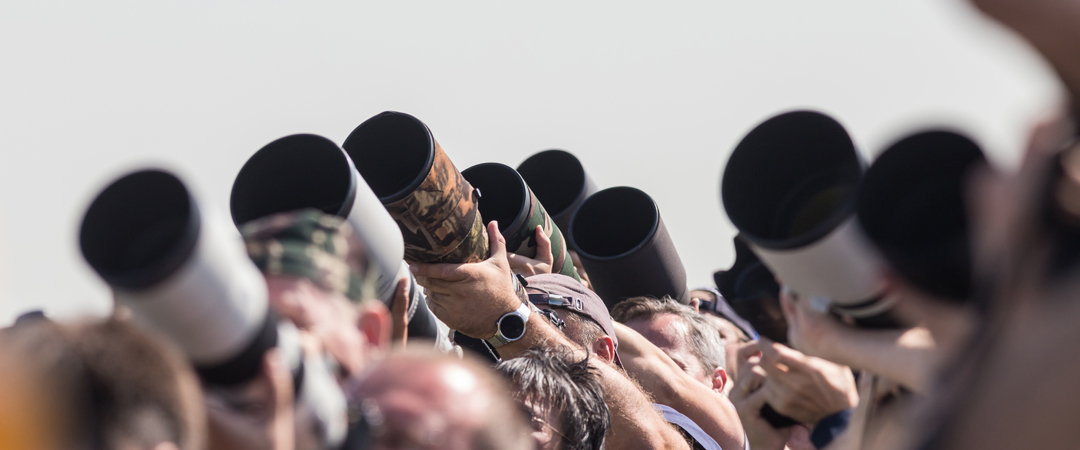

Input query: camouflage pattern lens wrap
[506,188,579,280]
[461,162,580,281]
[384,141,489,264]
[344,111,489,265]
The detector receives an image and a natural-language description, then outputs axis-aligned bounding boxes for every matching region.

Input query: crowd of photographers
[7,1,1080,449]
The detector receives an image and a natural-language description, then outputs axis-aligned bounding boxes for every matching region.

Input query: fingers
[506,252,543,276]
[731,362,768,407]
[413,275,461,295]
[735,341,763,381]
[425,294,448,320]
[535,225,554,265]
[486,221,508,266]
[261,350,295,446]
[411,262,468,282]
[262,350,292,406]
[736,340,762,363]
[758,340,810,373]
[390,278,409,345]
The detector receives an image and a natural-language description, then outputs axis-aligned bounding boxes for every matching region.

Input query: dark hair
[496,347,610,450]
[2,318,204,450]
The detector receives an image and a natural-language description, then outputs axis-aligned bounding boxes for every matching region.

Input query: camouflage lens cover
[504,188,580,281]
[385,141,489,264]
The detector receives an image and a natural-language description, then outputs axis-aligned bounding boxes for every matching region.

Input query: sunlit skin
[625,314,712,386]
[352,357,493,450]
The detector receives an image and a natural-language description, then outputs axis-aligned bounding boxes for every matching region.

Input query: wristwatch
[486,274,535,349]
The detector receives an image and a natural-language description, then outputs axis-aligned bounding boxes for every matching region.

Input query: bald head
[353,351,532,450]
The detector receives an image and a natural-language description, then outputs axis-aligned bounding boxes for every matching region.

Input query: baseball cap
[241,208,376,302]
[693,287,759,340]
[524,273,620,361]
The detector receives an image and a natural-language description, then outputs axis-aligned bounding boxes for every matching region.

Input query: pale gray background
[0,1,1062,324]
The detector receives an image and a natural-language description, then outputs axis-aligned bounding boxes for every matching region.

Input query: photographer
[2,317,208,450]
[779,290,938,395]
[524,274,746,450]
[350,349,535,450]
[612,296,729,394]
[729,339,859,450]
[241,209,398,378]
[496,347,611,450]
[412,220,692,450]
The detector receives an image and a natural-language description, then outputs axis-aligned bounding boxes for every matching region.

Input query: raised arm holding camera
[412,220,692,450]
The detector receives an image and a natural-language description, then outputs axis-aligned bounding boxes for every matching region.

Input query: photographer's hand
[506,225,554,276]
[412,221,522,340]
[756,340,858,427]
[782,289,937,393]
[388,278,410,348]
[615,322,746,450]
[730,342,793,450]
[779,286,845,360]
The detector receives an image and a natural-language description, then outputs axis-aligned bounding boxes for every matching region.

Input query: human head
[242,209,390,375]
[525,274,618,364]
[496,347,610,450]
[611,296,728,392]
[351,350,533,450]
[2,317,205,450]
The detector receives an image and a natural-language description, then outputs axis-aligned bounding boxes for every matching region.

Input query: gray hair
[611,296,727,378]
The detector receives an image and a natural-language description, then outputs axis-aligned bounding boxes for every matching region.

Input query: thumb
[535,225,554,265]
[486,221,509,265]
[390,278,409,344]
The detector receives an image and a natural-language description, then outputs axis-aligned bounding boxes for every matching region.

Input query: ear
[357,302,392,352]
[591,335,616,364]
[711,367,728,394]
[690,297,701,313]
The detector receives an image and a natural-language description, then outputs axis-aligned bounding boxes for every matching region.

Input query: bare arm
[413,221,689,450]
[782,291,936,393]
[614,322,746,450]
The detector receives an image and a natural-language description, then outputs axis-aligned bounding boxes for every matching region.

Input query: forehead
[625,313,691,349]
[355,360,487,426]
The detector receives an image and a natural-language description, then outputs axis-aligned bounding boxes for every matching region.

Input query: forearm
[616,325,744,450]
[823,327,935,393]
[592,361,692,450]
[658,374,745,450]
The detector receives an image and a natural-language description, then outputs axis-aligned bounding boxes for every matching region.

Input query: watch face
[500,314,526,341]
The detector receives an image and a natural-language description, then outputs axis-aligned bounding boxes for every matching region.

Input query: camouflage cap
[240,209,375,303]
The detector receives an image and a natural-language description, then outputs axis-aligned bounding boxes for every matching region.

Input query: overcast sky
[0,0,1063,324]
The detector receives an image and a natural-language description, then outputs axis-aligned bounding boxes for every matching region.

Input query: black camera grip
[761,404,800,428]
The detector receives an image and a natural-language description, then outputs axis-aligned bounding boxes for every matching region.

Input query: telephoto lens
[461,162,580,281]
[857,130,987,305]
[569,186,690,308]
[80,169,348,448]
[722,110,894,328]
[517,149,599,234]
[343,111,489,264]
[231,134,445,343]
